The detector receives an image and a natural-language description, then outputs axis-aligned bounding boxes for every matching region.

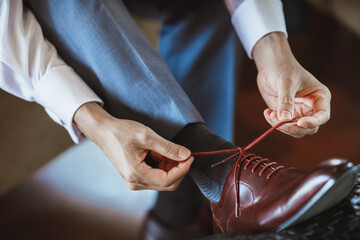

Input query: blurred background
[0,0,359,239]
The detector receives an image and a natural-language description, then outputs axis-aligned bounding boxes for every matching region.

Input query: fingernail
[281,111,292,120]
[178,148,191,160]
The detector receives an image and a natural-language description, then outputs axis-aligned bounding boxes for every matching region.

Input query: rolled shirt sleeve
[0,0,103,143]
[231,0,288,58]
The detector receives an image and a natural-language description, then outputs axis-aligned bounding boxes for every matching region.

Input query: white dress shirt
[232,0,287,58]
[0,0,103,143]
[0,0,286,143]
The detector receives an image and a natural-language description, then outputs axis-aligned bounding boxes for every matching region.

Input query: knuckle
[309,128,319,135]
[126,183,140,191]
[314,118,321,126]
[325,112,331,122]
[257,71,266,82]
[287,129,303,138]
[293,134,303,139]
[135,128,152,144]
[281,96,295,106]
[168,184,180,191]
[159,180,176,189]
[318,86,331,102]
[161,182,172,189]
[161,184,177,192]
[324,86,332,98]
[123,172,138,184]
[328,90,332,100]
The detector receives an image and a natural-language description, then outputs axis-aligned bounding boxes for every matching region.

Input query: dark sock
[148,123,236,229]
[171,123,237,203]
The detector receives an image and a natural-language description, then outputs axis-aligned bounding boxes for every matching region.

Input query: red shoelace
[192,120,295,217]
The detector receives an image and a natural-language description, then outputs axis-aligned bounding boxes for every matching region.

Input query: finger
[146,131,192,161]
[128,176,184,192]
[277,125,319,138]
[158,159,166,171]
[297,91,331,128]
[263,108,273,125]
[270,110,278,123]
[150,177,184,192]
[125,182,146,191]
[269,110,281,126]
[264,109,319,137]
[277,83,296,121]
[150,152,180,172]
[150,151,166,163]
[141,156,194,190]
[166,177,184,191]
[263,108,280,127]
[161,156,194,184]
[165,160,178,172]
[296,110,330,129]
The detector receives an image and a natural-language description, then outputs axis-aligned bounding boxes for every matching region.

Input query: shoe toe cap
[259,159,356,231]
[311,158,354,174]
[290,159,355,205]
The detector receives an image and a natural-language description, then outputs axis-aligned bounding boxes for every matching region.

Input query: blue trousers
[28,0,242,222]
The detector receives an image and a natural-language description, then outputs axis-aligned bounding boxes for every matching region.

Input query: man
[1,0,357,238]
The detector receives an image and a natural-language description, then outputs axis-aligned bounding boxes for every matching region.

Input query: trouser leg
[159,0,243,141]
[29,0,244,230]
[152,0,244,228]
[27,0,203,139]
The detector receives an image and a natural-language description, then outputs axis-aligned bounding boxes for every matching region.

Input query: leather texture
[211,158,354,233]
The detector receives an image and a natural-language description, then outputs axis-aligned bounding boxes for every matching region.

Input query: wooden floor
[0,6,359,240]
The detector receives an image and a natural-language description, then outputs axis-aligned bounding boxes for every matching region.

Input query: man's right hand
[73,102,194,191]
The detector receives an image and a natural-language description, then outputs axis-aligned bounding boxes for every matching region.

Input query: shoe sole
[276,164,359,232]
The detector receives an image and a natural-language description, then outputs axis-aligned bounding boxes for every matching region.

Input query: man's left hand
[253,32,331,138]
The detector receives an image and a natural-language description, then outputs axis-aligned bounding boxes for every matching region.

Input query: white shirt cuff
[231,0,287,58]
[34,66,103,143]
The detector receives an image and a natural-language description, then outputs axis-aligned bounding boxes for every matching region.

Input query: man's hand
[253,32,331,138]
[74,102,194,191]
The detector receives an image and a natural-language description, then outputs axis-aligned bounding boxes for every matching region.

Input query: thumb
[277,86,296,121]
[148,134,191,161]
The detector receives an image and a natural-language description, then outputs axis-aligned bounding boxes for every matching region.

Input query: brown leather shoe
[190,121,358,233]
[211,157,358,233]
